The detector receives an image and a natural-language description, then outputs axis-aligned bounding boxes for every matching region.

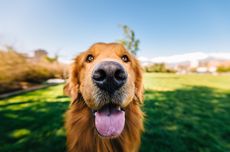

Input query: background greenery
[0,49,66,94]
[0,73,230,152]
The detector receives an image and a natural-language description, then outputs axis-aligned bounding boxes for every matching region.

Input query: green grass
[144,73,230,90]
[1,73,230,152]
[0,85,69,152]
[142,73,230,152]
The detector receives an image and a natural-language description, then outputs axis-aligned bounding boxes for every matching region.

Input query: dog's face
[65,43,143,138]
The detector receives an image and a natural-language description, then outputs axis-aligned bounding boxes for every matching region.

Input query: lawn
[0,73,230,152]
[142,73,230,152]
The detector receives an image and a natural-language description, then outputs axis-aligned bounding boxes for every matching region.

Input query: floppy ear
[133,57,144,104]
[63,54,83,105]
[63,80,79,104]
[63,82,71,96]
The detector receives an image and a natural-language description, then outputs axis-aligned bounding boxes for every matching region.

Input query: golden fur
[64,43,144,152]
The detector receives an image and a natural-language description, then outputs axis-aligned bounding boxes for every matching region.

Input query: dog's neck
[65,101,143,152]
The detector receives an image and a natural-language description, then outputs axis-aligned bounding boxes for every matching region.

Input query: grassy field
[0,73,230,152]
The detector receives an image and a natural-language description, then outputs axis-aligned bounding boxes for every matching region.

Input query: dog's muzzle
[91,61,127,138]
[92,61,127,94]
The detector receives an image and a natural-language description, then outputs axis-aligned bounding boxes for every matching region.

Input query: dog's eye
[121,55,129,62]
[86,54,94,62]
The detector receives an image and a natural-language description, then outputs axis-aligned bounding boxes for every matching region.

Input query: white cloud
[138,52,230,64]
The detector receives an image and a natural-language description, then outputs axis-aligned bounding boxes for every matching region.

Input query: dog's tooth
[117,107,121,111]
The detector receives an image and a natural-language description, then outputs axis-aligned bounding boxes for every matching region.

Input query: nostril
[93,61,127,93]
[93,70,106,81]
[114,69,127,81]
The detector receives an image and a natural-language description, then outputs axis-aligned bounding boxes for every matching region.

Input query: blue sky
[0,0,230,61]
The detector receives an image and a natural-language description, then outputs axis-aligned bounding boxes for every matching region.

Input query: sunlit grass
[10,129,31,138]
[0,74,230,152]
[0,85,69,152]
[144,73,230,91]
[141,73,230,152]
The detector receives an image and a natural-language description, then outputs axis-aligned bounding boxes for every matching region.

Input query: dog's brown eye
[86,54,94,62]
[121,55,129,62]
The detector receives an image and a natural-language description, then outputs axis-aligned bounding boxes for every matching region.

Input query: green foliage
[45,55,58,63]
[1,74,230,152]
[118,25,140,55]
[145,63,175,73]
[217,66,230,73]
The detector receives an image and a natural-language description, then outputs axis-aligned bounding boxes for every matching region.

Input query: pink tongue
[95,107,125,138]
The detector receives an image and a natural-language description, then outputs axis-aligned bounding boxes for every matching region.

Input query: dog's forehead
[88,43,128,57]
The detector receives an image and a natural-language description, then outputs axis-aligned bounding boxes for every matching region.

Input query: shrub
[0,48,66,94]
[145,63,175,73]
[217,66,230,73]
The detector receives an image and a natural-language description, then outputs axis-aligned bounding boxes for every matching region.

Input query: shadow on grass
[141,86,230,152]
[0,96,69,152]
[1,86,230,152]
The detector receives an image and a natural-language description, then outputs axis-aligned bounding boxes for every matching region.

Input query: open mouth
[93,103,125,138]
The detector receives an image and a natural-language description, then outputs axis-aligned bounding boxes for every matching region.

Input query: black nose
[92,61,127,93]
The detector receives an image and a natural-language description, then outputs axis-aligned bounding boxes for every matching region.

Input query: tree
[145,63,176,73]
[118,25,140,55]
[34,49,48,59]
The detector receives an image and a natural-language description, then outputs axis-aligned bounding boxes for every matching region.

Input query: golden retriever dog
[64,43,144,152]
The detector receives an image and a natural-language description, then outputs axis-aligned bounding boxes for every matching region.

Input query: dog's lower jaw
[65,101,144,152]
